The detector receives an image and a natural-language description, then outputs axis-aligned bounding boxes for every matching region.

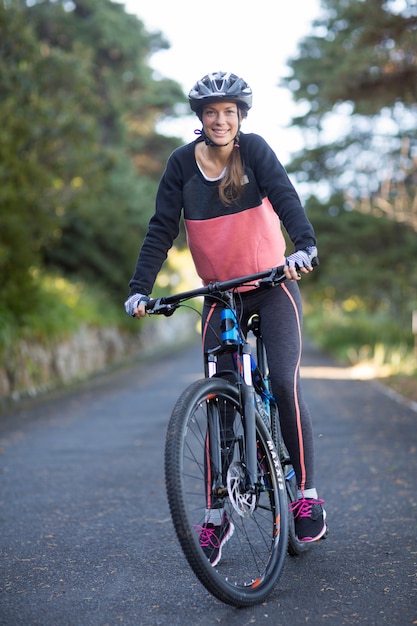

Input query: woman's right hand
[124,294,149,318]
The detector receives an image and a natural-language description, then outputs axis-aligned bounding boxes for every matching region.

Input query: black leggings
[202,281,315,492]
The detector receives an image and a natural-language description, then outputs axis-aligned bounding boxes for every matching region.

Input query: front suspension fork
[206,345,258,497]
[241,343,257,492]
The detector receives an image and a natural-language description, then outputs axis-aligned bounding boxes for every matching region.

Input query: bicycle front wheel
[164,377,288,607]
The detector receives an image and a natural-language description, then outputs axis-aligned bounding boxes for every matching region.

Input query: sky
[119,0,321,166]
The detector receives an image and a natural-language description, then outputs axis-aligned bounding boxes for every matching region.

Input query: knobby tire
[164,377,288,607]
[270,402,311,557]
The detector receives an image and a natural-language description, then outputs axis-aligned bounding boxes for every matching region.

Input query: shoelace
[289,497,324,519]
[193,524,221,548]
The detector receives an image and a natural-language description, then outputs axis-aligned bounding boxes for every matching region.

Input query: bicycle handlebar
[145,265,287,316]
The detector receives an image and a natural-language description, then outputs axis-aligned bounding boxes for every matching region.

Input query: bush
[0,271,130,362]
[304,306,414,374]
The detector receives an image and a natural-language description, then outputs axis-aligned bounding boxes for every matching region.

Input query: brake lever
[261,266,287,287]
[146,299,178,317]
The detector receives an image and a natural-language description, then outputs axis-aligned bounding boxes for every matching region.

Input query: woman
[125,71,327,565]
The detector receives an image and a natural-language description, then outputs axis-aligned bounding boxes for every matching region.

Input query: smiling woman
[188,72,252,205]
[125,66,326,559]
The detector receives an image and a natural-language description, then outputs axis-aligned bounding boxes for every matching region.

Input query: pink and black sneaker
[289,497,327,542]
[196,513,235,566]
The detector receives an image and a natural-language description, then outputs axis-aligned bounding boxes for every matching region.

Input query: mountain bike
[146,265,312,607]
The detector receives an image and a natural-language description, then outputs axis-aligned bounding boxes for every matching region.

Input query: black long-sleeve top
[129,132,315,296]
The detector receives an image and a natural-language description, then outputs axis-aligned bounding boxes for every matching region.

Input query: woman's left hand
[284,246,318,281]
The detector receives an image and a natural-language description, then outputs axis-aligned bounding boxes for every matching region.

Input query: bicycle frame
[147,266,287,497]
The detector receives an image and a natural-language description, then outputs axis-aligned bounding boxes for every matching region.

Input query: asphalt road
[0,338,416,626]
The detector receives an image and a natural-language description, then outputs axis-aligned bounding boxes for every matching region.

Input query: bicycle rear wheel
[164,377,288,607]
[270,403,311,556]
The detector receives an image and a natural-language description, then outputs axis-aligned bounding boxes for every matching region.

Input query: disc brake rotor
[226,461,256,518]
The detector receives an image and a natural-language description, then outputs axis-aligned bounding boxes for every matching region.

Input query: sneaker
[289,497,327,542]
[195,513,235,566]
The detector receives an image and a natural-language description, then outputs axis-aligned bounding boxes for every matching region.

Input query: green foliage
[0,0,187,320]
[285,0,417,118]
[0,271,127,360]
[304,307,413,358]
[283,0,417,227]
[303,195,417,319]
[300,196,417,371]
[42,150,157,297]
[281,0,417,371]
[0,4,68,312]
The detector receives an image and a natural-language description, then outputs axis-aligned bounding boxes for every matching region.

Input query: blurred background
[1,0,416,401]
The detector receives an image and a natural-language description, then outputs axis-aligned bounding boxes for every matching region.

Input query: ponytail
[218,106,247,205]
[218,140,245,205]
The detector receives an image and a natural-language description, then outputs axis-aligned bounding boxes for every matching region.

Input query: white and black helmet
[188,71,253,114]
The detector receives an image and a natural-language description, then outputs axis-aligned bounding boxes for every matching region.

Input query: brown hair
[218,106,247,206]
[218,142,245,205]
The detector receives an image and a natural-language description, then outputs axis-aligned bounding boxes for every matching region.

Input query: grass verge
[304,309,416,405]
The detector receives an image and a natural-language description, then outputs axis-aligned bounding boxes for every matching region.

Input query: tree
[286,0,417,116]
[26,0,186,295]
[282,0,417,230]
[0,3,98,313]
[0,0,187,316]
[302,193,417,323]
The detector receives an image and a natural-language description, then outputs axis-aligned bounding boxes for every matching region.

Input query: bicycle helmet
[188,71,253,115]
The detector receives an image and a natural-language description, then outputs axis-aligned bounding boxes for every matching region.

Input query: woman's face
[201,101,240,147]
